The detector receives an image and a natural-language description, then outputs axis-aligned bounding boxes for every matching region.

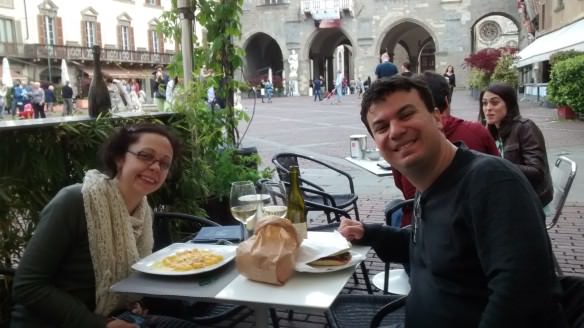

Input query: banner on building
[319,19,341,29]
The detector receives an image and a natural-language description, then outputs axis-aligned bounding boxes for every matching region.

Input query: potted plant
[547,54,584,120]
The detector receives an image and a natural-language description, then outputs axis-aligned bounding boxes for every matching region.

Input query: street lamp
[47,45,54,83]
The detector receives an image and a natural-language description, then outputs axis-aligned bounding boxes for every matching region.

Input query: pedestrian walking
[313,76,322,101]
[45,85,56,113]
[334,70,343,104]
[30,82,46,119]
[62,81,74,116]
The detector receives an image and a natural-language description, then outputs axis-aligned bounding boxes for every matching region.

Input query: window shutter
[129,27,135,51]
[38,15,46,45]
[56,17,63,45]
[117,25,122,49]
[96,22,102,47]
[158,32,164,53]
[81,21,87,47]
[156,0,161,6]
[148,29,153,52]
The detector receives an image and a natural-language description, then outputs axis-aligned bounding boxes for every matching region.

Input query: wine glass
[259,181,288,219]
[230,181,259,239]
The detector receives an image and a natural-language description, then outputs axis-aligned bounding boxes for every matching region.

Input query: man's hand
[106,319,138,328]
[338,218,364,241]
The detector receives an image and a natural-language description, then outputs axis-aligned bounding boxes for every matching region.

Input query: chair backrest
[153,212,220,251]
[547,156,577,229]
[272,153,299,184]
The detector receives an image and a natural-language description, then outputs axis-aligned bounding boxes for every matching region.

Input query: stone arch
[470,12,520,52]
[305,27,355,91]
[241,32,285,87]
[376,18,438,73]
[375,17,439,55]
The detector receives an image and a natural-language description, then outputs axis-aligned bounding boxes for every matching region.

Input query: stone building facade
[238,0,520,95]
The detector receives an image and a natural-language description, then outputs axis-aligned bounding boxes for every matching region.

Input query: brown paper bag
[235,216,300,285]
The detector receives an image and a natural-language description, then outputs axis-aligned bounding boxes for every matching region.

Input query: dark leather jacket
[498,117,553,206]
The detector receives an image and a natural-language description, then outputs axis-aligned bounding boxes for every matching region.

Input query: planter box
[76,98,88,109]
[556,106,576,120]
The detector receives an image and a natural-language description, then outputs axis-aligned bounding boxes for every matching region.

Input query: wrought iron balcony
[301,0,353,17]
[0,43,173,65]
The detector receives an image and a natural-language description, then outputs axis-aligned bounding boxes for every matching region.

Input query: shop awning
[517,18,584,67]
[74,62,154,80]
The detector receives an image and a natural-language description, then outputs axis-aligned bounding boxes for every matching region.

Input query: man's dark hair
[421,71,450,113]
[360,75,435,136]
[99,123,182,178]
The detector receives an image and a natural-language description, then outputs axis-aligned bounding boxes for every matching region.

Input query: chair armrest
[370,295,407,328]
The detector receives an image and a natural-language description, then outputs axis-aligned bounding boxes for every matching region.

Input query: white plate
[132,243,237,276]
[371,269,411,295]
[295,251,364,273]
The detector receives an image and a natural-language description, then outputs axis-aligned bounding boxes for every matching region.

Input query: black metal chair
[546,156,578,276]
[326,294,407,328]
[152,212,247,325]
[272,152,360,223]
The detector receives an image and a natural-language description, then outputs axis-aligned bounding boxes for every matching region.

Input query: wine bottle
[88,45,111,118]
[287,166,307,242]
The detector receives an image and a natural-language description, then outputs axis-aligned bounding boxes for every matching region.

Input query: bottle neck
[290,168,300,189]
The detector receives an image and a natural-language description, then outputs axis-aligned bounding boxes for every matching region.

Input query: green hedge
[547,54,584,113]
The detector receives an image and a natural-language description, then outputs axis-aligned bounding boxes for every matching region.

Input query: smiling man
[339,76,566,328]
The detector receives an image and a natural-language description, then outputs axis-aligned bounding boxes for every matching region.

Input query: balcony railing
[0,43,172,65]
[301,0,353,15]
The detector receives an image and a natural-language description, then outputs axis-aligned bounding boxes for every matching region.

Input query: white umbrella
[60,59,70,85]
[268,67,272,83]
[2,57,13,87]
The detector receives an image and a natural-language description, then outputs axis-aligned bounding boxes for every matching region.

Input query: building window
[265,0,285,4]
[150,30,159,52]
[0,0,13,8]
[86,21,96,47]
[121,25,130,50]
[0,17,15,42]
[44,16,55,45]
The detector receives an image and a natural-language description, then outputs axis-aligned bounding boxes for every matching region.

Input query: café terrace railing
[0,43,173,65]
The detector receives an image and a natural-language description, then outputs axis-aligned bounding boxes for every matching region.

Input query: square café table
[344,156,393,176]
[111,232,371,327]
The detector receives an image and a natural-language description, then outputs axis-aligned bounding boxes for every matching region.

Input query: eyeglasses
[127,150,172,171]
[412,192,422,244]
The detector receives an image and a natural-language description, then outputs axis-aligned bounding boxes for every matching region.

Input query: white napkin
[296,231,352,264]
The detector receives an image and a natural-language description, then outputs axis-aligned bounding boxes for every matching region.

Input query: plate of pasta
[132,243,237,275]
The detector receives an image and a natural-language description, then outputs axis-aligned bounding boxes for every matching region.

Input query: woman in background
[443,65,456,101]
[479,84,553,207]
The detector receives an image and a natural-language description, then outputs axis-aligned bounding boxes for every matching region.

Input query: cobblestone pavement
[203,90,584,327]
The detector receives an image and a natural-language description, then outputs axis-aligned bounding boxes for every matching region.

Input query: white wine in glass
[260,181,288,218]
[230,181,259,238]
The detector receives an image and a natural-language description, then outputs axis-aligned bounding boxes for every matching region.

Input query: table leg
[254,304,269,328]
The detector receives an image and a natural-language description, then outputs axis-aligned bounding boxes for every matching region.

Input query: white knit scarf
[81,169,154,316]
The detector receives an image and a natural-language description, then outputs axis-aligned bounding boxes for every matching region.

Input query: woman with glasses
[479,83,553,207]
[11,124,197,327]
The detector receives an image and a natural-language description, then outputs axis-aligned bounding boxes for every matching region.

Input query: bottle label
[292,222,307,243]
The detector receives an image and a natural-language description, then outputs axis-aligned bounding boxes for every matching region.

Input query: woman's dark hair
[99,123,182,178]
[360,75,435,136]
[478,83,520,139]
